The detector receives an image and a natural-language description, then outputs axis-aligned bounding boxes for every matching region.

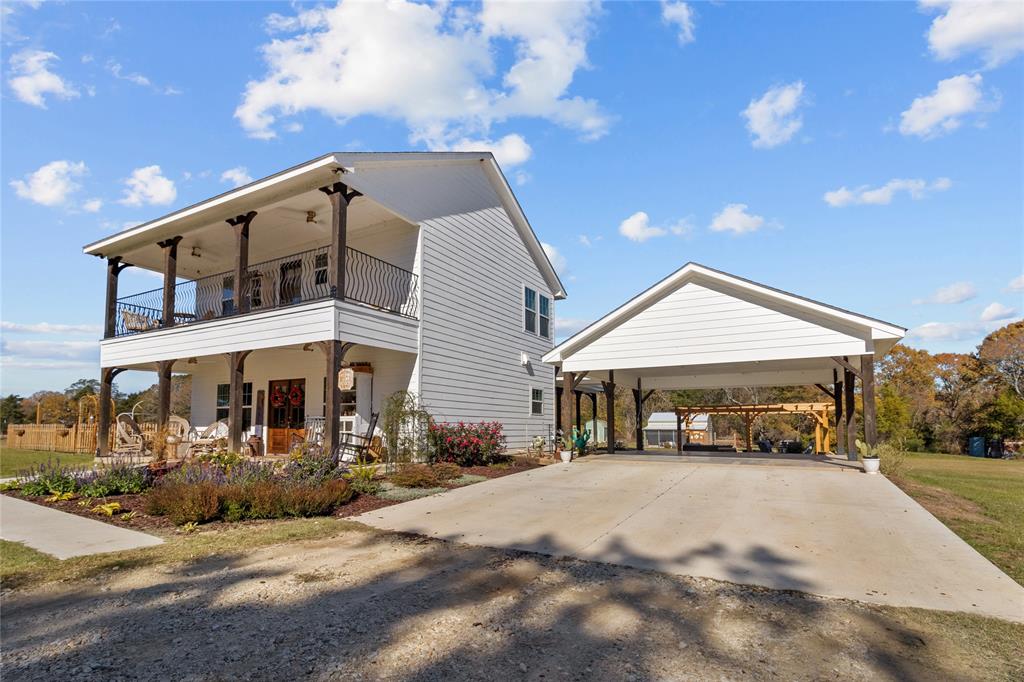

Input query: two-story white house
[85,152,565,456]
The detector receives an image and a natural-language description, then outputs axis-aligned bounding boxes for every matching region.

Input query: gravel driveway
[2,525,1020,681]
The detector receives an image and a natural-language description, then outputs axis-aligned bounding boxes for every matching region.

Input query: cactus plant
[855,438,879,459]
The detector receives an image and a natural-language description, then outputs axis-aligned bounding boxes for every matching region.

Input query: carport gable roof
[543,263,905,373]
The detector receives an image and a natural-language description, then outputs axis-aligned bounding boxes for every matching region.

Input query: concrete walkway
[359,459,1024,622]
[0,495,163,559]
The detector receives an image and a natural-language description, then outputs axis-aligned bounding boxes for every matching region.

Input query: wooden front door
[267,378,305,454]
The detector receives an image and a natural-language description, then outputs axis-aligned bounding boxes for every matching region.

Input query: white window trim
[523,284,538,335]
[539,293,552,340]
[530,387,544,416]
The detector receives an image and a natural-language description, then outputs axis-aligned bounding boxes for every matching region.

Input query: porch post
[589,393,598,443]
[844,366,857,460]
[323,341,355,455]
[635,378,644,450]
[104,257,131,339]
[862,354,878,447]
[157,236,182,328]
[574,390,582,434]
[604,370,616,454]
[319,182,361,301]
[833,369,845,457]
[677,412,683,454]
[227,351,251,453]
[555,385,563,437]
[562,372,575,450]
[226,212,256,314]
[96,367,124,457]
[156,359,174,430]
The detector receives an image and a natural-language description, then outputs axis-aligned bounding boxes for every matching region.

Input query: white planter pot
[863,457,881,474]
[560,450,573,463]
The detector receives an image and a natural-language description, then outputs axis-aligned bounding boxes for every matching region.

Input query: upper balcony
[112,244,418,337]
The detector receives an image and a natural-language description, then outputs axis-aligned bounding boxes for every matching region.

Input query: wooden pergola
[674,402,833,454]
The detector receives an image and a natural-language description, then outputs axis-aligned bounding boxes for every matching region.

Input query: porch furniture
[246,435,264,458]
[122,309,160,332]
[113,413,146,456]
[186,419,229,457]
[338,412,379,463]
[289,416,326,453]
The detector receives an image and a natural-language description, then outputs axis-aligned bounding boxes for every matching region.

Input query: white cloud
[662,1,696,45]
[119,166,177,206]
[107,60,182,95]
[513,170,531,186]
[541,242,567,275]
[555,317,592,338]
[220,166,254,187]
[82,198,103,213]
[235,0,609,155]
[446,133,532,168]
[709,203,767,235]
[619,212,666,242]
[981,302,1017,322]
[922,0,1024,69]
[7,49,79,108]
[578,235,592,247]
[898,74,995,138]
[908,321,981,341]
[1,321,103,334]
[1008,274,1024,292]
[1,339,98,361]
[742,81,805,149]
[823,177,952,207]
[10,160,87,207]
[913,281,978,305]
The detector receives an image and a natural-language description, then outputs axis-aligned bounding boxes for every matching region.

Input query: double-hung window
[531,388,544,416]
[524,286,552,339]
[216,382,253,430]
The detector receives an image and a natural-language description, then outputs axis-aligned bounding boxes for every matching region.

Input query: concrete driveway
[359,457,1024,622]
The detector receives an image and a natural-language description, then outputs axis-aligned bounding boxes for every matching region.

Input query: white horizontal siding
[335,301,418,354]
[413,164,554,449]
[564,282,871,372]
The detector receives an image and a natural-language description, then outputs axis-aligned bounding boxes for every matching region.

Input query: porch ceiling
[115,190,408,280]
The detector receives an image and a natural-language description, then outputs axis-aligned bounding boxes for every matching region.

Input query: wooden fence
[5,423,160,454]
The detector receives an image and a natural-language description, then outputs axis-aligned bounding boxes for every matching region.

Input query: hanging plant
[288,384,304,407]
[270,386,287,408]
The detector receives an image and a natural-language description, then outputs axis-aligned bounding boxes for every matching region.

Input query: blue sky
[2,0,1022,395]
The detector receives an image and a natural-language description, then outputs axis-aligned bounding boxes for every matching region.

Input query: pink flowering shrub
[428,421,507,466]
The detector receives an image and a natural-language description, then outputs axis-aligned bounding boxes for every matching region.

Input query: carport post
[844,367,857,461]
[605,370,616,454]
[562,372,575,450]
[676,413,683,454]
[589,393,598,443]
[633,378,643,450]
[574,390,582,435]
[833,369,845,457]
[862,355,878,447]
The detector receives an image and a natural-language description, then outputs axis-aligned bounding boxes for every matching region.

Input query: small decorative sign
[338,368,355,391]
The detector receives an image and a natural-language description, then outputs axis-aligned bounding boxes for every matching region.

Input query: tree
[877,384,915,447]
[0,394,26,430]
[978,321,1024,398]
[977,390,1024,440]
[64,378,100,401]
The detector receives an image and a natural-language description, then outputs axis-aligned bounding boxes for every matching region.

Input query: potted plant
[560,435,573,463]
[855,439,881,474]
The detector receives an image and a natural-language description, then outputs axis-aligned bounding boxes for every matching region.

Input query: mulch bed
[334,494,402,517]
[460,459,542,479]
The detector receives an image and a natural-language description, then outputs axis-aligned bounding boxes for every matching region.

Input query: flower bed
[428,421,507,466]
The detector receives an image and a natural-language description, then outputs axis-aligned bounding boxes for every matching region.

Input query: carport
[543,263,906,460]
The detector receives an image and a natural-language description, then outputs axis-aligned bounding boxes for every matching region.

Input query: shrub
[345,461,381,496]
[19,459,85,496]
[428,421,507,466]
[80,462,150,497]
[145,481,221,525]
[389,464,440,488]
[877,442,907,478]
[431,462,462,481]
[285,445,342,485]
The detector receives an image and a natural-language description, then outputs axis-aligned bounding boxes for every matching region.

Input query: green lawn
[0,447,94,477]
[894,452,1024,585]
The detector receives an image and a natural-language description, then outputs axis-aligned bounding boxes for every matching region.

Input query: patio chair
[337,412,379,464]
[185,419,229,457]
[113,413,147,457]
[289,416,326,453]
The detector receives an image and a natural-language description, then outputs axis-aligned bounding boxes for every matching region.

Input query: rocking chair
[290,416,326,453]
[113,413,146,457]
[338,412,380,463]
[185,419,229,457]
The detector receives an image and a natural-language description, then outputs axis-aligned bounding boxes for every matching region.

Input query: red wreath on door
[270,386,287,408]
[288,384,304,407]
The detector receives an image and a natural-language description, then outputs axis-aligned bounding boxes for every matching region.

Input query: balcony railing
[113,246,418,337]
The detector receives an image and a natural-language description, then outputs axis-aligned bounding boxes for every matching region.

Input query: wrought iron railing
[113,246,418,337]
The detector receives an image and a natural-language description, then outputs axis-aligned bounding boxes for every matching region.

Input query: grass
[0,517,368,591]
[0,447,93,477]
[892,452,1024,585]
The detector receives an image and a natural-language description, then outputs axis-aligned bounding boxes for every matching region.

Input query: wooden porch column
[104,257,131,339]
[323,341,355,455]
[156,360,174,430]
[96,367,124,457]
[319,182,361,300]
[677,412,683,454]
[603,371,615,454]
[555,385,563,438]
[562,372,575,448]
[574,390,582,434]
[833,369,845,457]
[634,379,643,450]
[226,212,256,314]
[844,367,857,460]
[744,414,754,453]
[589,393,598,443]
[862,355,878,447]
[226,351,252,452]
[157,236,182,328]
